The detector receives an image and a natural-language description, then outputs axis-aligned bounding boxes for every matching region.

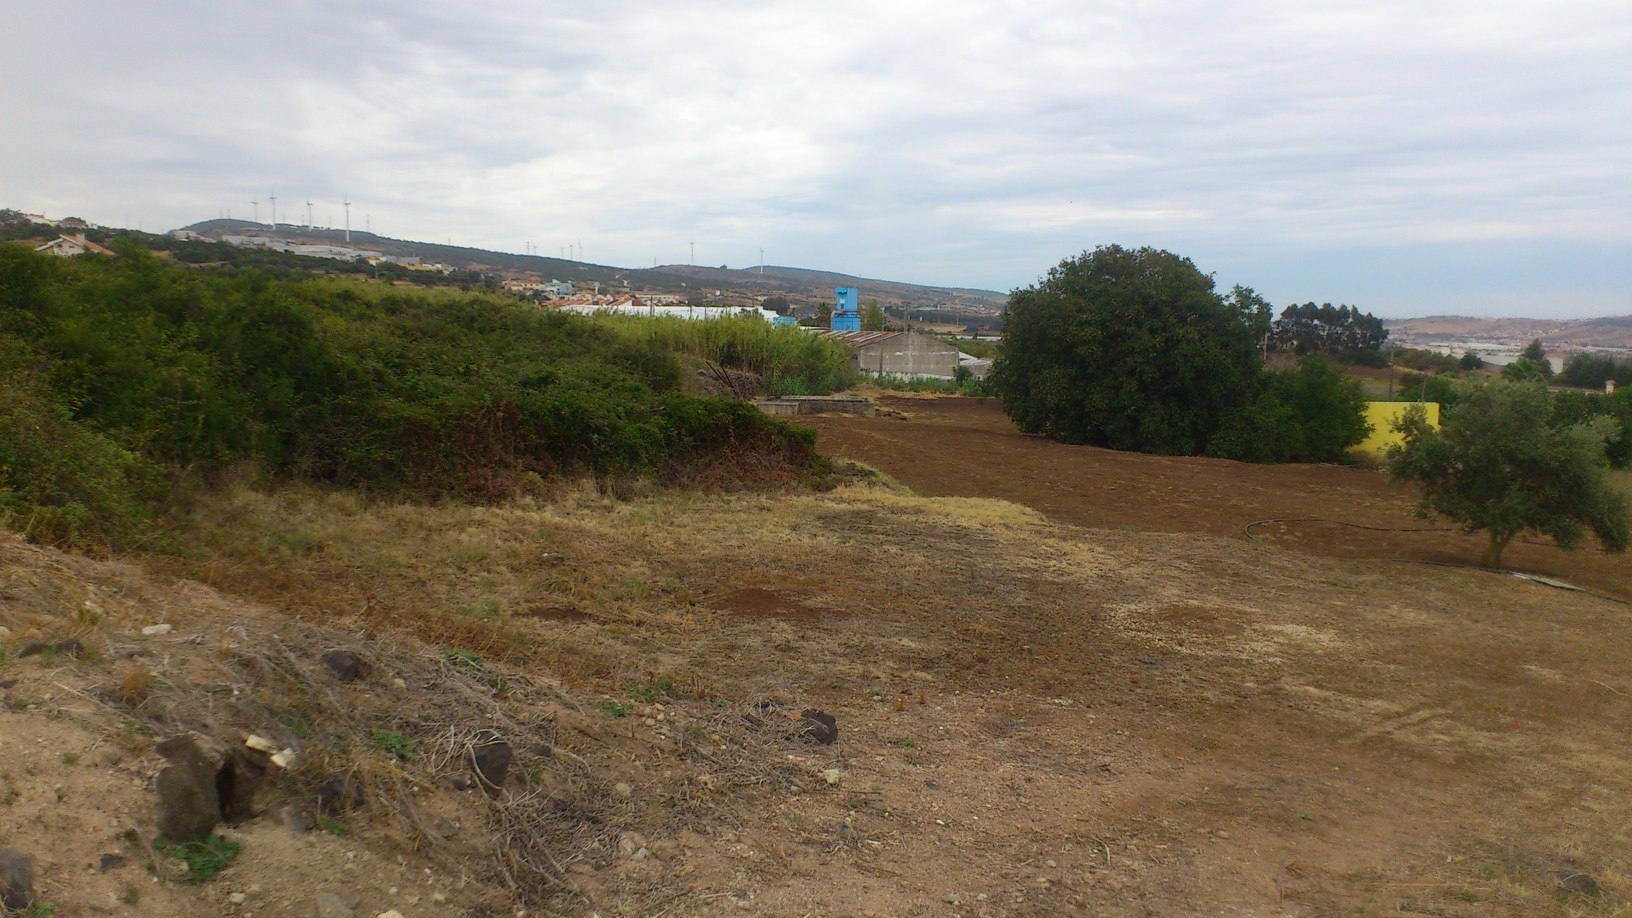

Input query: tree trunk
[1481,531,1514,568]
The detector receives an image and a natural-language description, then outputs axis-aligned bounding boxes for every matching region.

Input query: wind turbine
[269,191,277,232]
[343,195,351,243]
[760,248,765,274]
[306,199,313,231]
[250,201,258,224]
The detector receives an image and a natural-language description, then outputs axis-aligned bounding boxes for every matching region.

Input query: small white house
[35,234,115,258]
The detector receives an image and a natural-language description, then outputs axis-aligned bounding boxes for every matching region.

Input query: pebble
[613,782,632,797]
[141,624,173,636]
[229,891,247,904]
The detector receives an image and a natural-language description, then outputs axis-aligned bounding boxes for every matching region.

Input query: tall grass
[589,314,855,396]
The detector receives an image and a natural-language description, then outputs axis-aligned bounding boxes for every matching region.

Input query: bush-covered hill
[0,242,838,549]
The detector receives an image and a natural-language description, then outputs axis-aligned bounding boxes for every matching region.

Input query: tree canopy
[991,246,1268,455]
[1385,379,1629,567]
[1270,302,1388,357]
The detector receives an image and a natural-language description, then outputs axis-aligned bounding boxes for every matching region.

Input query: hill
[178,219,1008,316]
[1387,314,1632,350]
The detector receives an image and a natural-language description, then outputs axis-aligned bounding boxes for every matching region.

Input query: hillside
[178,219,1007,316]
[4,400,1630,915]
[1387,314,1632,350]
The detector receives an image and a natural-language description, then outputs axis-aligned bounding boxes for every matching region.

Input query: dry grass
[12,465,1632,914]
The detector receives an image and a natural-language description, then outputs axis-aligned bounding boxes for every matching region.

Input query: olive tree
[1386,379,1629,567]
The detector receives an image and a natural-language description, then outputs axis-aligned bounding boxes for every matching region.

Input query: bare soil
[803,395,1630,599]
[2,396,1630,917]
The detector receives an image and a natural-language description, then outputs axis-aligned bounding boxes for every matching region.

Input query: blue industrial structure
[831,286,861,331]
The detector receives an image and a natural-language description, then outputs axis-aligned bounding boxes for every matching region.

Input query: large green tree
[990,245,1262,455]
[1386,379,1629,567]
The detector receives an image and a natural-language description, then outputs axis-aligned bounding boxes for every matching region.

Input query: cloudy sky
[3,1,1628,317]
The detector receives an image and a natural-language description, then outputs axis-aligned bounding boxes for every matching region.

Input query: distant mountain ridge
[179,219,1006,314]
[1386,315,1632,350]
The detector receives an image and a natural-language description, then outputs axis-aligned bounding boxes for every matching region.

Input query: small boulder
[798,709,838,745]
[155,734,226,842]
[471,740,513,792]
[0,847,34,910]
[320,650,364,683]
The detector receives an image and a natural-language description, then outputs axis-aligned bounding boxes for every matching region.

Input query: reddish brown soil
[804,396,1630,600]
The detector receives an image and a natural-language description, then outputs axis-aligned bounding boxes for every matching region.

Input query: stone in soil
[155,734,227,842]
[471,740,512,792]
[799,709,839,744]
[0,847,34,910]
[321,650,365,682]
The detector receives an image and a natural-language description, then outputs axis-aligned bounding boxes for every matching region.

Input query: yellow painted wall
[1358,401,1439,455]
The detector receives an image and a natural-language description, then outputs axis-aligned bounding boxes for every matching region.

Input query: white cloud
[1,0,1627,315]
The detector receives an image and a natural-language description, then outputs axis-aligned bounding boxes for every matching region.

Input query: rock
[471,740,512,792]
[141,623,173,636]
[1560,872,1603,897]
[313,892,356,918]
[321,650,364,683]
[375,911,406,918]
[229,891,248,904]
[798,709,838,745]
[389,677,407,690]
[0,625,12,641]
[280,803,316,834]
[542,552,566,564]
[316,774,364,815]
[0,848,34,910]
[98,853,127,871]
[612,782,633,797]
[156,734,226,842]
[820,768,843,786]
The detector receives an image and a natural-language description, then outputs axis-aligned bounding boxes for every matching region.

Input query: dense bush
[0,244,825,547]
[1391,348,1461,374]
[591,313,853,397]
[992,246,1263,454]
[1208,358,1371,463]
[1559,352,1632,390]
[991,246,1367,461]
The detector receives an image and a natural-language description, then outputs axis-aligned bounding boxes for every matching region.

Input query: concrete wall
[1357,401,1440,456]
[854,333,960,379]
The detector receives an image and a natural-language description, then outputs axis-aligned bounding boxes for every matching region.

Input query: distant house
[35,233,115,258]
[821,330,960,379]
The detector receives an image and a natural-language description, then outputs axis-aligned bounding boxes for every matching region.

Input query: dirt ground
[2,395,1630,917]
[803,395,1631,600]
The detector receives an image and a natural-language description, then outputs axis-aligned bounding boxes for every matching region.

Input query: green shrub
[0,244,829,544]
[156,834,242,883]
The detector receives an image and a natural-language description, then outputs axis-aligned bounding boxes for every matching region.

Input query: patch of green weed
[156,834,242,883]
[368,728,415,761]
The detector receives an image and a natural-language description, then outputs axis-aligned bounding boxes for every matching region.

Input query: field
[2,395,1630,916]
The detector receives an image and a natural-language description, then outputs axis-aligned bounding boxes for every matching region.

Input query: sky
[2,1,1628,318]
